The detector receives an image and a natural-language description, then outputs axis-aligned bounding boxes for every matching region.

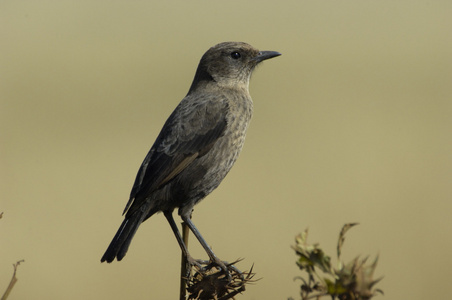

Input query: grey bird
[101,42,280,269]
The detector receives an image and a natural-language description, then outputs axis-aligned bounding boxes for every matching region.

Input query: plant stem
[179,222,190,300]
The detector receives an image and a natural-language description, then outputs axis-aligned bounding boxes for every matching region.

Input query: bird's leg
[164,211,203,277]
[180,214,234,280]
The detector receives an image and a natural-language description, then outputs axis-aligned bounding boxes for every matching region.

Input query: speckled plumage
[101,42,280,263]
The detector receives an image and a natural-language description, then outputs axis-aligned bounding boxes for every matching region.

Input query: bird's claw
[186,256,206,270]
[186,257,244,282]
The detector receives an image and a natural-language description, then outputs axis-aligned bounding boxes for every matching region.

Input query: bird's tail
[101,209,147,263]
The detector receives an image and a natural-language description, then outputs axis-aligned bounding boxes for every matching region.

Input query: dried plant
[1,259,24,299]
[186,261,257,300]
[1,213,25,300]
[289,223,383,300]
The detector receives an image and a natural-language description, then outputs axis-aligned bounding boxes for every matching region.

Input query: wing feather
[123,94,228,216]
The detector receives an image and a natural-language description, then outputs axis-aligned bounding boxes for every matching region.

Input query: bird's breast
[203,93,253,180]
[174,91,253,211]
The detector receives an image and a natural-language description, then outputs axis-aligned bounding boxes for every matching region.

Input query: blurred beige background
[1,1,451,299]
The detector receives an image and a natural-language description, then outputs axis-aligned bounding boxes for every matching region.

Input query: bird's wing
[123,93,229,216]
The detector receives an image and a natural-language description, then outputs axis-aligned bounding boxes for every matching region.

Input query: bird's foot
[186,256,207,270]
[182,256,206,280]
[212,259,238,282]
[194,258,244,282]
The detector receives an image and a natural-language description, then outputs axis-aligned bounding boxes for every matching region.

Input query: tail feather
[101,210,146,263]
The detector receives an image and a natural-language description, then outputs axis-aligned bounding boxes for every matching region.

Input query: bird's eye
[230,51,241,59]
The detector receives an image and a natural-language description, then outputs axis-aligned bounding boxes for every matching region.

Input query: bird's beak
[253,50,281,63]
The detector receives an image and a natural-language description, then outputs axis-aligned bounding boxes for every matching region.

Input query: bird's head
[188,42,281,93]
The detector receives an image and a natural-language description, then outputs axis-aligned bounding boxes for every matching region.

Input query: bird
[101,42,281,270]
